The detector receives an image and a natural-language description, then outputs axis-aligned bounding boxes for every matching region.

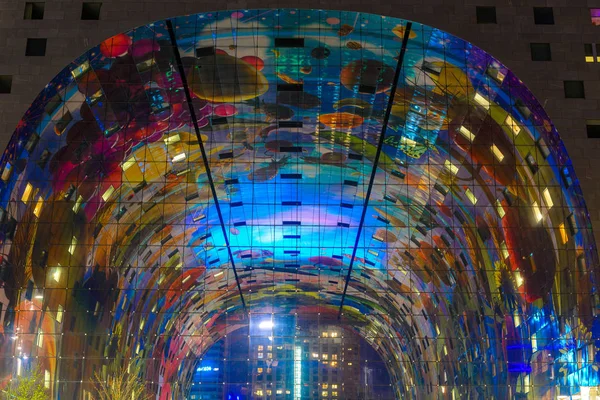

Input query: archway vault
[0,8,598,399]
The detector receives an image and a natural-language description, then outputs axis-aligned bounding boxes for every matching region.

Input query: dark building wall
[0,0,599,248]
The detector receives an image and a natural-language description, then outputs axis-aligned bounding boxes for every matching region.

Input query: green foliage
[2,364,49,400]
[93,356,152,400]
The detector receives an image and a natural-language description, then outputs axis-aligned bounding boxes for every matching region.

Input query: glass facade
[0,8,598,399]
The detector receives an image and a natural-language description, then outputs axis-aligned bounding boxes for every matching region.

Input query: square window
[81,2,102,20]
[0,75,12,94]
[24,2,44,20]
[476,6,497,24]
[564,81,585,98]
[591,8,600,25]
[533,7,554,24]
[586,120,600,138]
[26,38,46,56]
[530,43,551,61]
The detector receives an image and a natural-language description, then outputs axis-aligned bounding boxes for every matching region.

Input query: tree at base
[93,356,152,400]
[1,365,49,400]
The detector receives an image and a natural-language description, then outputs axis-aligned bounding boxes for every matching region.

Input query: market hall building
[0,2,599,399]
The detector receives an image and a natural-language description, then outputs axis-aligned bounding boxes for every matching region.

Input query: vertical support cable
[166,19,247,314]
[338,22,413,319]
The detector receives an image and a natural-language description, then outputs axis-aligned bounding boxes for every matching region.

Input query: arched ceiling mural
[0,8,598,399]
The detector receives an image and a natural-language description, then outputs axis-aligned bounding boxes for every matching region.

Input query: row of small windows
[476,6,554,24]
[478,6,600,25]
[531,42,600,65]
[24,2,101,20]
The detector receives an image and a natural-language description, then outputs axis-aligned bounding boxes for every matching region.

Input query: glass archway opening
[0,8,598,400]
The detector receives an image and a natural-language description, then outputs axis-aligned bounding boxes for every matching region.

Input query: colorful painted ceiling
[0,8,599,399]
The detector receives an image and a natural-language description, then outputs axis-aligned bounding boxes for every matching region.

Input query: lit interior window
[559,223,568,244]
[57,304,63,323]
[465,188,477,205]
[444,160,459,175]
[473,92,490,109]
[500,241,509,259]
[172,152,187,163]
[532,201,543,222]
[101,185,115,202]
[542,188,553,209]
[1,162,12,182]
[37,329,44,347]
[68,236,77,255]
[71,61,91,79]
[44,369,50,389]
[459,126,475,142]
[591,8,600,25]
[495,200,505,218]
[504,114,520,135]
[164,133,181,145]
[122,156,137,171]
[33,196,43,217]
[73,195,83,213]
[21,183,33,203]
[490,144,504,162]
[515,271,524,287]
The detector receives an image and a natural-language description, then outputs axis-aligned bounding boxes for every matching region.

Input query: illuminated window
[495,200,506,218]
[101,185,115,202]
[258,352,263,359]
[53,266,61,282]
[500,241,509,260]
[255,390,264,396]
[37,329,43,347]
[459,125,475,141]
[444,160,459,175]
[542,188,553,209]
[21,183,33,203]
[258,345,263,351]
[584,43,600,63]
[44,369,50,389]
[473,93,490,109]
[322,354,328,360]
[504,114,520,136]
[172,152,186,163]
[257,367,263,373]
[322,384,328,389]
[312,353,319,358]
[322,331,329,337]
[330,331,338,337]
[33,196,43,217]
[490,144,504,162]
[515,271,524,287]
[322,391,328,397]
[465,188,477,205]
[532,201,543,222]
[68,236,77,255]
[559,223,569,244]
[57,304,63,323]
[332,385,338,389]
[591,8,600,25]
